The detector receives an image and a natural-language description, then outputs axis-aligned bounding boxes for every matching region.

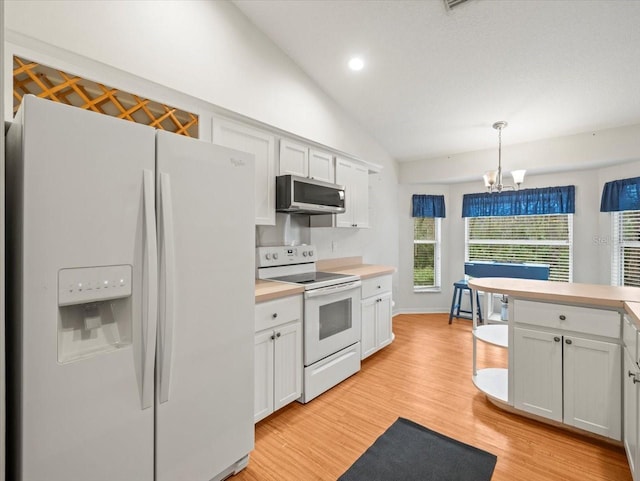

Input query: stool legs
[448,288,459,324]
[449,284,482,324]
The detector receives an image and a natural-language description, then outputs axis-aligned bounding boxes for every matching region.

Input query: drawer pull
[565,338,572,345]
[559,315,566,321]
[272,313,278,319]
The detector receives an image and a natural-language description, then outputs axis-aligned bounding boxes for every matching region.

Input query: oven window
[319,298,352,340]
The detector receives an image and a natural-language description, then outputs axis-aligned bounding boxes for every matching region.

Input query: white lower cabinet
[624,314,640,480]
[513,327,563,421]
[254,296,303,423]
[361,275,393,359]
[512,300,622,440]
[625,350,639,480]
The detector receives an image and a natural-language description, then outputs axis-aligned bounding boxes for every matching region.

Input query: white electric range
[256,245,362,402]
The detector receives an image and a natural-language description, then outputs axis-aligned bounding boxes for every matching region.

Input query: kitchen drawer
[513,299,621,339]
[624,314,639,362]
[255,295,302,332]
[361,274,392,299]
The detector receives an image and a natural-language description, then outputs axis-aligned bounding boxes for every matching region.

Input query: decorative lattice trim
[13,56,199,138]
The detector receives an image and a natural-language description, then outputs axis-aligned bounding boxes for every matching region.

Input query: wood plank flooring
[233,313,631,481]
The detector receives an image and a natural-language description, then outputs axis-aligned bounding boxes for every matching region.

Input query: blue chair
[449,280,482,324]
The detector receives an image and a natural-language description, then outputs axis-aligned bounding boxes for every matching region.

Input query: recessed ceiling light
[348,57,364,71]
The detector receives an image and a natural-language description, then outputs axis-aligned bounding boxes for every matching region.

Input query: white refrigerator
[5,95,255,481]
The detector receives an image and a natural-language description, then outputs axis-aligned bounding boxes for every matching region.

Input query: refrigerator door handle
[141,169,158,410]
[158,172,175,403]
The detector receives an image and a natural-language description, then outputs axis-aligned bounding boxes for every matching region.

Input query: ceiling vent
[444,0,470,9]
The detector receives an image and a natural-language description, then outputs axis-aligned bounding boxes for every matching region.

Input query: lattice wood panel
[13,56,198,138]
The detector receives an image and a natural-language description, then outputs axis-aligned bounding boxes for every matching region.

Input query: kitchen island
[469,277,640,475]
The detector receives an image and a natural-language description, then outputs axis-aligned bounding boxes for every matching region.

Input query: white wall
[397,183,451,313]
[3,0,400,272]
[400,123,640,184]
[398,129,640,313]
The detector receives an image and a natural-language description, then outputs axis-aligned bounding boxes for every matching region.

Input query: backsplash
[256,213,310,247]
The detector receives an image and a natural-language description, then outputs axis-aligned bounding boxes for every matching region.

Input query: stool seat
[449,279,482,324]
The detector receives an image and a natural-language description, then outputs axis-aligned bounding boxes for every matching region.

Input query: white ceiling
[233,0,640,162]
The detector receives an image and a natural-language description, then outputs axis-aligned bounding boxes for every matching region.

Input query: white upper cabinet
[279,139,334,184]
[212,118,276,225]
[308,148,334,183]
[335,157,369,228]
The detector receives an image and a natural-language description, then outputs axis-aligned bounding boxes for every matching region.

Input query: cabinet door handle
[554,336,561,342]
[565,338,572,345]
[270,334,276,340]
[272,313,278,319]
[276,332,281,338]
[559,315,566,321]
[629,370,636,378]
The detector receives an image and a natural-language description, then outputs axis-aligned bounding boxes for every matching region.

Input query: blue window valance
[462,185,575,217]
[600,176,640,212]
[412,194,446,218]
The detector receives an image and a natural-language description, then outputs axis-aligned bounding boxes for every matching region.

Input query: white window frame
[413,217,442,292]
[611,210,640,287]
[464,214,574,282]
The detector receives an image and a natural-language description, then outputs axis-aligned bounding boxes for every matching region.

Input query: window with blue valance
[412,194,446,218]
[600,176,640,212]
[462,185,575,217]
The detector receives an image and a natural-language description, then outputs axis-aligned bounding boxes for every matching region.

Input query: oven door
[303,280,361,366]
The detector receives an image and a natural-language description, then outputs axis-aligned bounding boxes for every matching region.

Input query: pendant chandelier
[483,121,525,193]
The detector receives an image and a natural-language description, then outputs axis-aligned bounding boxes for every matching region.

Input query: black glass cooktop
[271,271,353,285]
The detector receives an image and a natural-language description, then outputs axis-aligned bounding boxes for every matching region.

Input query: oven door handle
[304,280,362,299]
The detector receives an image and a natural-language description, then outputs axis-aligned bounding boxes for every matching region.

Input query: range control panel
[256,245,317,268]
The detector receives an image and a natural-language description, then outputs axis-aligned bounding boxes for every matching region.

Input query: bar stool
[448,279,482,324]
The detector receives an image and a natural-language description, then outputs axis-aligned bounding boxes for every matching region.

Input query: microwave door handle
[304,280,362,299]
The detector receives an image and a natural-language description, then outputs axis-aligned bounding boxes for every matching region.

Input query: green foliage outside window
[414,217,437,287]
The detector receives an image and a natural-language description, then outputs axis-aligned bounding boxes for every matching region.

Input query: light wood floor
[234,313,631,481]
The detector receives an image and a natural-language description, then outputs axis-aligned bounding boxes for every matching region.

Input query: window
[465,214,573,282]
[611,210,640,287]
[414,217,441,291]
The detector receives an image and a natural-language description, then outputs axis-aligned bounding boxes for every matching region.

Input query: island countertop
[626,302,640,325]
[468,277,640,310]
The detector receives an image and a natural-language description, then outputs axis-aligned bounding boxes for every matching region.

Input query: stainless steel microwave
[276,175,346,215]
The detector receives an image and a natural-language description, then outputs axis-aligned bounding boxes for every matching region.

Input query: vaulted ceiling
[233,0,640,162]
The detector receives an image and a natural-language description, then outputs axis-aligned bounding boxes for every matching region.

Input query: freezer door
[155,131,255,481]
[5,96,156,481]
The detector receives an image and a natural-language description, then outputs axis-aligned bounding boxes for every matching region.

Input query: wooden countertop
[321,263,396,279]
[469,277,640,310]
[255,261,396,302]
[626,302,640,324]
[255,279,304,303]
